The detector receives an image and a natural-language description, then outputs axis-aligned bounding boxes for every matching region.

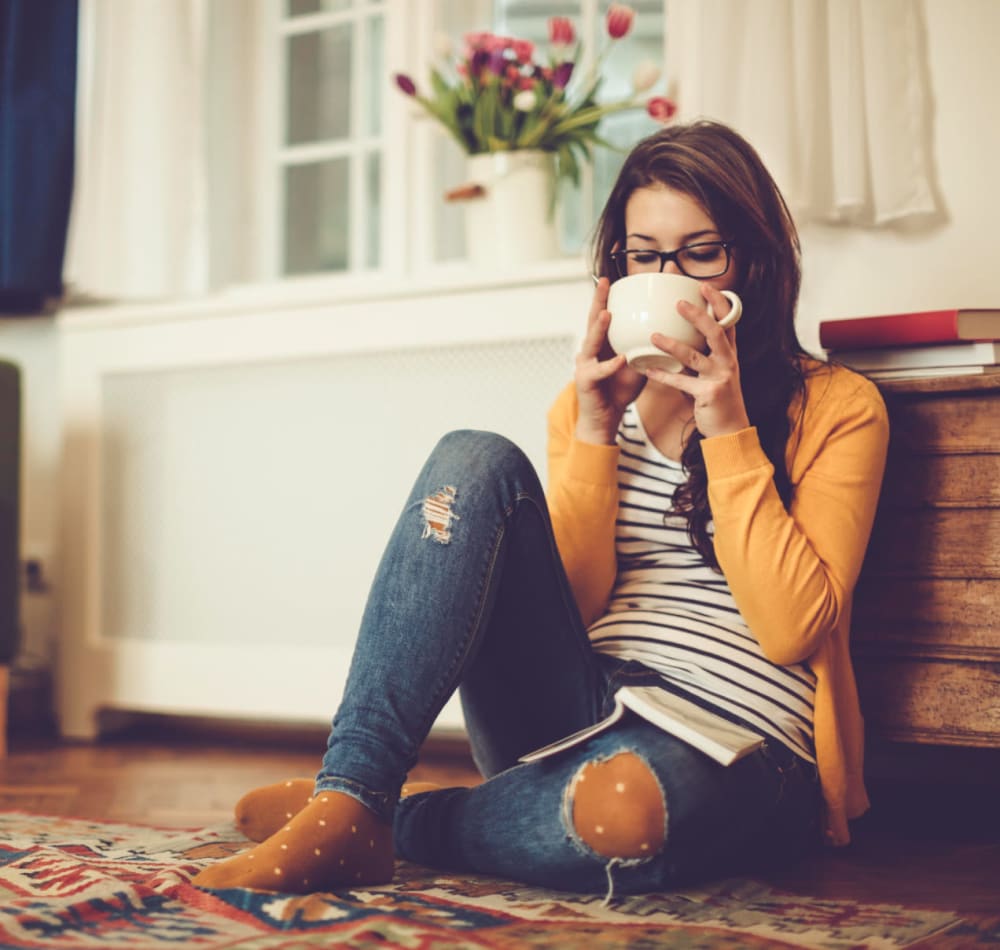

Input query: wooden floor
[2,717,999,927]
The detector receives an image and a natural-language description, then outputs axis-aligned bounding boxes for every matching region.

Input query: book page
[518,700,626,764]
[518,686,764,767]
[617,685,764,766]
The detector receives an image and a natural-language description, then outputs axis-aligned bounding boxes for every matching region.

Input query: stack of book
[818,308,1000,381]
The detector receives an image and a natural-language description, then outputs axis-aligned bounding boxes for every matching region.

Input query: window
[273,0,387,276]
[267,0,665,278]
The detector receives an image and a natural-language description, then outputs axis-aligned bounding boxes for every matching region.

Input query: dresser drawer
[864,508,1000,577]
[852,577,1000,658]
[857,375,1000,750]
[881,453,1000,508]
[856,656,1000,746]
[885,392,1000,454]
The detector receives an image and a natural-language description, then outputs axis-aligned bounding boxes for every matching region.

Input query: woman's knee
[566,751,667,859]
[428,431,538,496]
[433,430,527,471]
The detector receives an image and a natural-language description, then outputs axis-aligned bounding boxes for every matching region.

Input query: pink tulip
[510,39,535,63]
[606,4,635,40]
[548,16,575,46]
[464,31,489,51]
[647,96,678,124]
[394,73,417,96]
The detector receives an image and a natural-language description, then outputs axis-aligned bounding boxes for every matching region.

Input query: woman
[193,120,889,898]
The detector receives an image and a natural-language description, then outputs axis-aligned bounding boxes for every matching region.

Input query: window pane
[366,151,381,268]
[365,14,384,137]
[496,0,578,25]
[284,159,350,273]
[286,0,352,16]
[430,0,492,262]
[593,1,665,213]
[286,24,353,144]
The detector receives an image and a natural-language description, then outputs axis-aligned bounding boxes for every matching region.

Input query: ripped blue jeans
[317,430,820,895]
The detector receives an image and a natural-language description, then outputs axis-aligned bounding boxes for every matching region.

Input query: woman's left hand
[642,283,751,439]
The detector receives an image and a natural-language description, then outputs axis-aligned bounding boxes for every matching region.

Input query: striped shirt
[587,404,817,763]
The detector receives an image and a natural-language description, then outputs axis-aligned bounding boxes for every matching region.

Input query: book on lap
[518,685,765,768]
[819,308,1000,350]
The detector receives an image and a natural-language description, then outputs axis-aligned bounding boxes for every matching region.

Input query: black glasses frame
[611,240,736,280]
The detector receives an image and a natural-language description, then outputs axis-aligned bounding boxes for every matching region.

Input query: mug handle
[711,290,743,328]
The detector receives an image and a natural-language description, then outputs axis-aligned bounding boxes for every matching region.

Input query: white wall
[1,0,998,668]
[796,0,1000,353]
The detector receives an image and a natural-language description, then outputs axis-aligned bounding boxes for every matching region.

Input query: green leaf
[429,67,452,101]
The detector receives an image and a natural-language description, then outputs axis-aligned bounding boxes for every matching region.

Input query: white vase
[463,150,561,270]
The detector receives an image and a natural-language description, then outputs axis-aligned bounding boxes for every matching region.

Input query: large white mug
[606,272,742,373]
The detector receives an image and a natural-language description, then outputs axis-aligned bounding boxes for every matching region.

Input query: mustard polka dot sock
[192,790,394,893]
[233,778,443,845]
[234,777,315,842]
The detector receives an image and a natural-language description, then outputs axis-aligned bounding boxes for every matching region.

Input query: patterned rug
[0,811,978,948]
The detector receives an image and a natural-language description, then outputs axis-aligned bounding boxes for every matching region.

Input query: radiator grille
[100,336,574,647]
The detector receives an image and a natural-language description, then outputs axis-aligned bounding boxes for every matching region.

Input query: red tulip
[606,4,635,40]
[394,73,417,96]
[647,96,678,124]
[548,16,575,46]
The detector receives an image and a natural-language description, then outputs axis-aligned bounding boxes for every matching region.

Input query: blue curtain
[0,0,78,314]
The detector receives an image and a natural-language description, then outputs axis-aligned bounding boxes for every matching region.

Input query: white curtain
[665,0,939,227]
[66,0,258,301]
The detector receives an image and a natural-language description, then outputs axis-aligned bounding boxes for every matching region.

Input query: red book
[819,308,1000,350]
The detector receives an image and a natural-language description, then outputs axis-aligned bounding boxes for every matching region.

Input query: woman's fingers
[579,308,611,359]
[700,281,732,316]
[672,292,738,364]
[649,333,706,373]
[591,352,628,379]
[588,277,610,327]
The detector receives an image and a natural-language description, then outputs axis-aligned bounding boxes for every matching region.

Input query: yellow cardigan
[545,361,889,845]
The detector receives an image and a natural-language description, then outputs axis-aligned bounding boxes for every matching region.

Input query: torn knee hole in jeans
[421,485,459,543]
[562,750,667,863]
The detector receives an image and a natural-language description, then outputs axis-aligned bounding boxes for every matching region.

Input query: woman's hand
[574,277,646,444]
[641,282,751,439]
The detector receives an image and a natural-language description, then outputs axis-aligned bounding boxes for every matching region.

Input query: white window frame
[247,0,665,286]
[250,0,413,283]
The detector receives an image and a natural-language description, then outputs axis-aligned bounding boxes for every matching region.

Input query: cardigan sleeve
[701,368,889,666]
[545,383,621,626]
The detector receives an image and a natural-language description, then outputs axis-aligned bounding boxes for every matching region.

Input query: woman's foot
[234,778,315,842]
[192,790,393,893]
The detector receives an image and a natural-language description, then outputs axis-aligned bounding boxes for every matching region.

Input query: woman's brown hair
[592,119,810,570]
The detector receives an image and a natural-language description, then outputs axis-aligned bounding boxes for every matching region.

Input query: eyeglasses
[611,241,735,280]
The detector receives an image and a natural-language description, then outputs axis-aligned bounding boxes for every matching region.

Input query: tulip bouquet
[394,3,676,189]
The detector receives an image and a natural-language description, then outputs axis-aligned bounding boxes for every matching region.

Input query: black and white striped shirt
[588,404,817,763]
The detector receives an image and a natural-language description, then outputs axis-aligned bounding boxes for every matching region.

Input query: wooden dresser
[851,374,1000,747]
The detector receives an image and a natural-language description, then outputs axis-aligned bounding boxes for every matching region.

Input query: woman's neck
[635,381,696,463]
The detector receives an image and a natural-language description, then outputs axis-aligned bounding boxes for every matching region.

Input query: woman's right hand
[574,277,646,445]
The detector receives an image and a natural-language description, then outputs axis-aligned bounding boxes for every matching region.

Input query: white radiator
[58,272,588,736]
